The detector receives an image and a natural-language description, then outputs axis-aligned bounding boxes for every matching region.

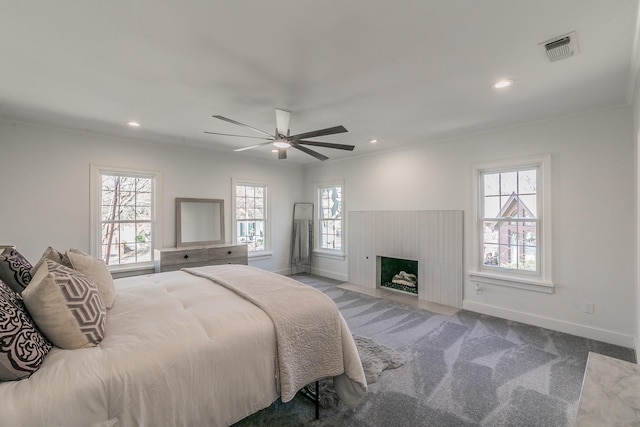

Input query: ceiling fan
[204,109,355,161]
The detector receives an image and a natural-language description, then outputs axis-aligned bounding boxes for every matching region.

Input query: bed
[0,261,367,427]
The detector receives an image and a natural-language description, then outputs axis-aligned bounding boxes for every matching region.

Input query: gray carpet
[309,335,405,412]
[232,274,636,427]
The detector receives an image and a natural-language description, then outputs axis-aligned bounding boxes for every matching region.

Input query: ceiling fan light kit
[272,140,291,149]
[204,108,355,161]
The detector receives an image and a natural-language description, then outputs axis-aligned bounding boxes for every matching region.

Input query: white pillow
[64,249,115,309]
[29,246,66,276]
[22,259,106,350]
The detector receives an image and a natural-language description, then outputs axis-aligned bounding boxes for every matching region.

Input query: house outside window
[481,169,538,273]
[471,155,553,292]
[91,166,160,269]
[234,181,267,252]
[318,184,342,251]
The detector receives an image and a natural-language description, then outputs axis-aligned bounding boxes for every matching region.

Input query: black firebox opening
[380,256,418,295]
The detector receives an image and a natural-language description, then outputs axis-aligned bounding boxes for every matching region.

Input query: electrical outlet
[584,302,595,314]
[475,283,482,295]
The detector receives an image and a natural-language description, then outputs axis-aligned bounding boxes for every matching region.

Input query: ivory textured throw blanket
[184,265,367,406]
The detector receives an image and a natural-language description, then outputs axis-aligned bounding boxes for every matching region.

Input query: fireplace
[348,211,463,307]
[378,256,418,295]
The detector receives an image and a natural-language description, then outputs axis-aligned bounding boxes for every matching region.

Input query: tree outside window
[99,173,154,266]
[319,186,342,250]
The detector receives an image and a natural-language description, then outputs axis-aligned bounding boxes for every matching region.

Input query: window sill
[248,251,272,261]
[313,249,345,261]
[108,262,155,279]
[469,271,555,294]
[108,262,154,272]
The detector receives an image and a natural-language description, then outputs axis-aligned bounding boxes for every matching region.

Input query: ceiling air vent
[540,31,579,62]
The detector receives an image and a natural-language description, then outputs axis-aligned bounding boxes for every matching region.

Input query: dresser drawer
[159,248,209,266]
[160,260,213,272]
[154,244,248,272]
[210,257,247,266]
[208,245,247,261]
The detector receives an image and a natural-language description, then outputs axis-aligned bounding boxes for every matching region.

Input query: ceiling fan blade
[212,115,274,138]
[275,109,291,137]
[204,131,273,140]
[233,141,274,152]
[289,125,348,141]
[277,148,287,160]
[292,144,329,161]
[297,140,355,151]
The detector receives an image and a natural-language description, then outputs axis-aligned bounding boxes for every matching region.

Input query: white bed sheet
[0,270,280,427]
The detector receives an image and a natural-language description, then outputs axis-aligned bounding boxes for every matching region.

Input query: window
[234,181,267,252]
[91,166,160,269]
[471,155,552,292]
[480,168,538,273]
[318,184,343,251]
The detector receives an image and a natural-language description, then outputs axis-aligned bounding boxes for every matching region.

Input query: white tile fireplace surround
[348,211,463,308]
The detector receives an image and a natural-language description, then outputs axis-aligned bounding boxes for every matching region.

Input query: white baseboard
[271,267,291,276]
[258,266,347,281]
[270,266,348,282]
[311,267,348,282]
[463,300,636,349]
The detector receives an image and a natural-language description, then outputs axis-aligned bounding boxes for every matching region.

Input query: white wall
[0,120,304,274]
[632,69,640,359]
[2,108,635,347]
[304,106,636,347]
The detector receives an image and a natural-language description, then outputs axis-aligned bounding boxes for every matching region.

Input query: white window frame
[90,165,162,273]
[315,180,345,260]
[470,155,554,293]
[232,178,271,260]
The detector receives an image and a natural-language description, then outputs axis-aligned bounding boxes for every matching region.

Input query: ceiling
[1,1,639,164]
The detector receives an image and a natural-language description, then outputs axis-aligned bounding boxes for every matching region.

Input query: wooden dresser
[154,244,248,273]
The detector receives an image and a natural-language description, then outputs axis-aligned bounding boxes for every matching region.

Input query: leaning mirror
[176,198,225,247]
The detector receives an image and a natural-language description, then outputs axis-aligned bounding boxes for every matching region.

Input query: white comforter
[185,265,367,406]
[0,266,366,427]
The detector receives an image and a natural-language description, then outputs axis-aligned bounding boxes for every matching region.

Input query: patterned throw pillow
[0,247,33,293]
[22,260,106,350]
[0,279,52,381]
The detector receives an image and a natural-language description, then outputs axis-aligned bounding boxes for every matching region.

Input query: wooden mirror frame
[175,198,225,247]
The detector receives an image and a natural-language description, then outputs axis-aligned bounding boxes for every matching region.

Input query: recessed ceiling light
[369,139,378,144]
[127,121,141,127]
[492,79,514,89]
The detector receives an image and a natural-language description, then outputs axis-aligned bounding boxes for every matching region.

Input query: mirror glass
[176,198,225,247]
